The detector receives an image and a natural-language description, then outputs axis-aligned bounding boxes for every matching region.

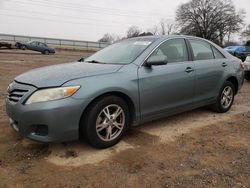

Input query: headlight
[25,86,80,104]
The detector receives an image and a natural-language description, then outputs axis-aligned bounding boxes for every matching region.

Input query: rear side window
[212,46,225,59]
[189,40,214,60]
[38,43,46,47]
[31,42,37,46]
[151,38,188,63]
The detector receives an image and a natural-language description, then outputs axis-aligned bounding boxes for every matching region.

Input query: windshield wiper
[85,60,106,64]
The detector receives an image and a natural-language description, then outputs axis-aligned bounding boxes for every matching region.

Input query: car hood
[15,62,123,88]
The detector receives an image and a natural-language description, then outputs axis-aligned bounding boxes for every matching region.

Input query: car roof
[127,35,201,40]
[122,35,213,43]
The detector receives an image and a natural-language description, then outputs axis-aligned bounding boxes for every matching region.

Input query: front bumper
[5,81,89,142]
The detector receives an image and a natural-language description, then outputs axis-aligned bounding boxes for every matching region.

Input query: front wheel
[43,50,50,55]
[21,45,26,50]
[81,96,130,148]
[212,81,235,113]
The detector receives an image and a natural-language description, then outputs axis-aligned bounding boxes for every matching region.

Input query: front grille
[7,89,29,103]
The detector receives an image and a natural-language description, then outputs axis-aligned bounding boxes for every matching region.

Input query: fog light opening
[31,124,48,137]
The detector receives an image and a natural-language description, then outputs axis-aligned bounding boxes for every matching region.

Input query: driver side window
[31,42,37,46]
[151,39,189,63]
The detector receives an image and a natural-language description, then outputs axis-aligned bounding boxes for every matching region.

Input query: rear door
[187,39,230,104]
[37,42,46,52]
[138,38,195,120]
[28,41,39,51]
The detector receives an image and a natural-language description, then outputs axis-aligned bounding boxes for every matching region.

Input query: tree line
[98,0,250,46]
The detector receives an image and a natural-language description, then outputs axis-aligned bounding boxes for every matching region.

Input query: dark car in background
[0,40,13,49]
[224,46,250,62]
[15,41,55,54]
[243,55,250,80]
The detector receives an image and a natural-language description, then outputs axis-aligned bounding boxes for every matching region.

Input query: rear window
[212,46,225,59]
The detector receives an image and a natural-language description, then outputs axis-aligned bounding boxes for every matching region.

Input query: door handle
[222,62,228,67]
[185,67,194,73]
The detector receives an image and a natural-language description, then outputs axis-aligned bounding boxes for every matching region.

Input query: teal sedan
[6,35,244,148]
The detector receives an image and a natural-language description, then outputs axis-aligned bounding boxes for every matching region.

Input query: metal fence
[0,33,109,50]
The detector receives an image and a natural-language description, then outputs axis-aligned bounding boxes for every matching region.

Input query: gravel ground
[0,49,250,188]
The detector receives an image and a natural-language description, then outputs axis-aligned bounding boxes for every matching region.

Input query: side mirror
[145,55,168,67]
[78,57,85,62]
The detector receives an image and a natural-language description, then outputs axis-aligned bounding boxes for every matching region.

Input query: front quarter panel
[63,63,140,123]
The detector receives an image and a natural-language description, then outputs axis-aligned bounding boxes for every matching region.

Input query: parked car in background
[243,55,250,80]
[0,40,13,49]
[224,46,250,62]
[6,35,244,148]
[15,41,55,54]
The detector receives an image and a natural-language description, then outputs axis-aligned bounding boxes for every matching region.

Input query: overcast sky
[0,0,249,41]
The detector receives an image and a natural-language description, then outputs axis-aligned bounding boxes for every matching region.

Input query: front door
[138,38,195,120]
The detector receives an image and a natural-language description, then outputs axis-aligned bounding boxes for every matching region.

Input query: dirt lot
[0,49,250,188]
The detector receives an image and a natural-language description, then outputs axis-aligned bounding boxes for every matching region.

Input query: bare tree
[98,33,114,43]
[242,25,250,38]
[159,20,166,35]
[127,26,141,38]
[159,19,177,35]
[166,23,176,35]
[176,0,245,45]
[139,32,153,36]
[98,33,120,43]
[147,25,159,35]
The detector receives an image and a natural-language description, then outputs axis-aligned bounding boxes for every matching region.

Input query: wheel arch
[226,76,239,94]
[79,91,137,135]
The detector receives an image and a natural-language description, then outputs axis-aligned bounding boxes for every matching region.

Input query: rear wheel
[212,81,235,113]
[81,96,130,148]
[21,45,26,50]
[43,50,50,55]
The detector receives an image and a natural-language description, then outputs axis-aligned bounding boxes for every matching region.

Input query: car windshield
[85,38,155,64]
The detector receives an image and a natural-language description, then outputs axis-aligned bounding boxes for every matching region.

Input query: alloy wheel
[221,86,233,109]
[96,104,125,142]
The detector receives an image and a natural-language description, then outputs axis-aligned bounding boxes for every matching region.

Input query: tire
[211,81,235,113]
[43,50,49,55]
[81,96,130,149]
[21,45,26,50]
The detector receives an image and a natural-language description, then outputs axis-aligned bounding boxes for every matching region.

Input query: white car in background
[244,55,250,80]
